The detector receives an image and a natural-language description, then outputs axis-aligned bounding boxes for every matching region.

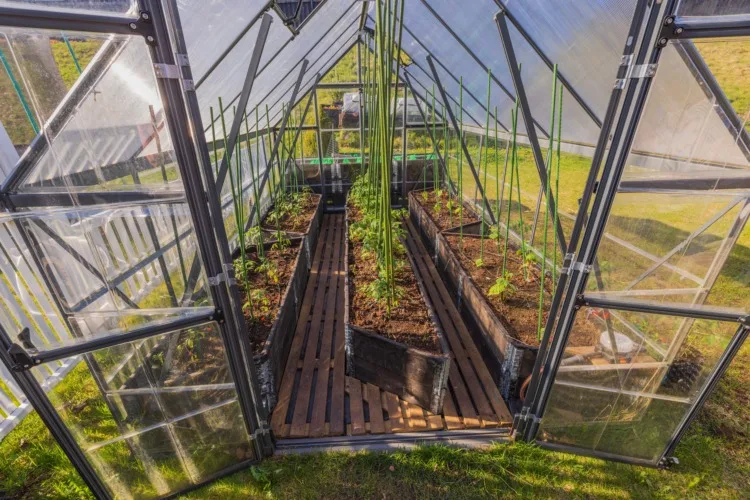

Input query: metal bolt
[129,22,137,30]
[664,16,674,25]
[674,27,683,35]
[658,37,668,47]
[141,12,150,20]
[147,35,155,43]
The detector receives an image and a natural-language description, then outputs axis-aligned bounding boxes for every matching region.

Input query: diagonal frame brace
[214,13,273,193]
[403,72,456,196]
[427,56,496,225]
[495,12,567,253]
[248,59,310,228]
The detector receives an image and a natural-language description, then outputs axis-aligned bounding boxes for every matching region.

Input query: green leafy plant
[488,272,516,302]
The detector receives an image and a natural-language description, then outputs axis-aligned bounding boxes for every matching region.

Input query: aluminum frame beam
[214,14,273,192]
[495,12,566,253]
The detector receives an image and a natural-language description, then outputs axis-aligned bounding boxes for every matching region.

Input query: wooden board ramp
[271,214,512,439]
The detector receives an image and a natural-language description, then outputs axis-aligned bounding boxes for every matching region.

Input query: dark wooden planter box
[343,207,451,414]
[248,196,323,412]
[408,191,538,400]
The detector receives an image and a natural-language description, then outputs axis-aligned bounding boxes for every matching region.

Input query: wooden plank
[329,215,347,435]
[406,219,512,423]
[366,384,385,434]
[346,376,366,435]
[289,217,342,438]
[442,389,464,430]
[424,409,444,430]
[308,217,345,437]
[404,400,427,430]
[402,232,481,421]
[271,217,332,435]
[384,391,406,433]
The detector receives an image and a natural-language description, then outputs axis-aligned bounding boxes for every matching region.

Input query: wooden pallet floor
[271,214,512,439]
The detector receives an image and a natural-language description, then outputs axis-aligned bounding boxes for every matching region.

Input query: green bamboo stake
[479,69,491,265]
[265,104,277,204]
[431,86,438,192]
[210,106,219,178]
[553,83,564,282]
[0,47,39,134]
[62,33,82,74]
[458,78,464,252]
[494,105,501,250]
[502,107,517,279]
[537,65,558,340]
[245,107,264,258]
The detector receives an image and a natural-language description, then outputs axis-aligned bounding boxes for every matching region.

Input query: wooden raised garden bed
[344,204,451,414]
[409,190,601,400]
[236,193,323,411]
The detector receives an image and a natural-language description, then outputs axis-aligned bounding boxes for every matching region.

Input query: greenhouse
[0,0,748,498]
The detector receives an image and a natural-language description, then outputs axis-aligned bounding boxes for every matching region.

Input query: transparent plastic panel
[37,321,254,498]
[255,10,361,132]
[538,309,738,463]
[677,0,750,18]
[0,202,212,351]
[0,0,137,15]
[0,29,184,194]
[589,38,749,313]
[176,0,268,82]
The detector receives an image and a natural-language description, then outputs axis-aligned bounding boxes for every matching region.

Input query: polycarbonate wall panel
[0,202,212,351]
[538,309,738,464]
[194,10,293,132]
[677,0,750,18]
[0,0,136,14]
[588,38,749,313]
[0,30,183,193]
[37,321,254,499]
[176,0,268,83]
[253,5,362,132]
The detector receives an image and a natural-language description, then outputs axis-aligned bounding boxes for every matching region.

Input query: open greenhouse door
[517,0,750,467]
[0,1,273,498]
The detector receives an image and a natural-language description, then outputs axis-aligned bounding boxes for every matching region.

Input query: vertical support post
[357,38,364,166]
[426,56,496,224]
[313,87,327,202]
[249,59,309,226]
[494,12,565,252]
[145,0,271,457]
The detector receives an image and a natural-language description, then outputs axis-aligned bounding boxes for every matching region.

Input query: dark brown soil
[237,244,300,353]
[444,234,598,348]
[347,206,441,354]
[263,193,320,233]
[417,189,480,231]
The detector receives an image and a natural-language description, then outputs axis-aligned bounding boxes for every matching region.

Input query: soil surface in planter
[417,190,480,231]
[263,193,321,233]
[445,234,598,347]
[237,244,300,353]
[348,206,440,354]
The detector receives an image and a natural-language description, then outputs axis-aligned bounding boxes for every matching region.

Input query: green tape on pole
[0,47,39,134]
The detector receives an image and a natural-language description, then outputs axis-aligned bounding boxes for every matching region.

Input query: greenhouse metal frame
[0,0,748,498]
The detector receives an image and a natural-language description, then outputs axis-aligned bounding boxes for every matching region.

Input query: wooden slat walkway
[271,214,511,439]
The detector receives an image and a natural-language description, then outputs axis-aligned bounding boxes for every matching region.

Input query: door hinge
[614,63,657,88]
[153,62,195,91]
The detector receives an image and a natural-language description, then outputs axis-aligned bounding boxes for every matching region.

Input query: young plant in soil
[347,0,440,354]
